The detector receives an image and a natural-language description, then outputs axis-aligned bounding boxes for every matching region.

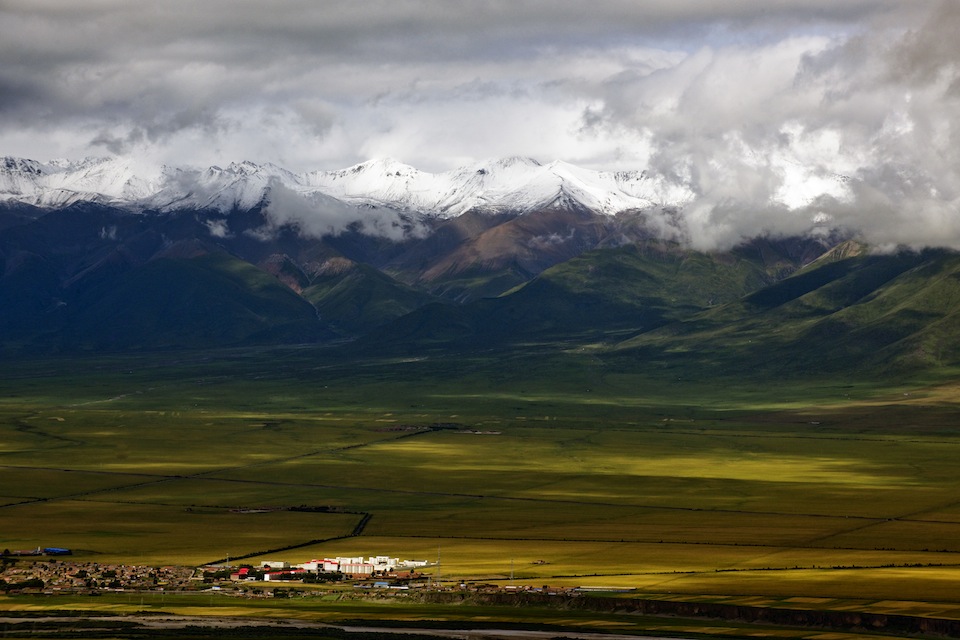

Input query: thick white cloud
[2,1,959,249]
[260,179,425,241]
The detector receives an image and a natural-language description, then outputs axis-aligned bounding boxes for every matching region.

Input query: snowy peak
[437,157,684,216]
[303,157,432,209]
[0,156,160,208]
[2,156,43,175]
[353,157,421,175]
[0,157,45,199]
[486,156,543,170]
[226,160,263,176]
[0,156,694,217]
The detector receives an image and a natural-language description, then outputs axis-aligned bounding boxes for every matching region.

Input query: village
[0,550,429,594]
[0,551,577,597]
[0,558,197,593]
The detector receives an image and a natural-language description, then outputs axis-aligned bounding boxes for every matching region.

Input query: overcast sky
[3,1,960,248]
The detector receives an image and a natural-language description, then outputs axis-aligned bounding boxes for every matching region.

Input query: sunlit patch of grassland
[357,501,854,547]
[210,425,926,501]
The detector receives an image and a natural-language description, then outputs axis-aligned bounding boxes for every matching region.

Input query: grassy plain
[3,345,960,613]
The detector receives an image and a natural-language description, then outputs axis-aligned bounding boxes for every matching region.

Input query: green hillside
[362,241,802,350]
[302,260,441,335]
[616,248,960,378]
[58,251,330,350]
[503,241,778,330]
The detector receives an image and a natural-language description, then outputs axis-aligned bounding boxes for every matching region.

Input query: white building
[339,562,374,575]
[322,559,340,572]
[399,559,429,569]
[369,556,400,572]
[296,555,427,575]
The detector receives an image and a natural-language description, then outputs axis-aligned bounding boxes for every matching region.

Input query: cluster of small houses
[229,555,430,582]
[1,560,196,593]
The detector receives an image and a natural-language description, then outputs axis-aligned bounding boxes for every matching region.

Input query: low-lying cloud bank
[259,179,426,242]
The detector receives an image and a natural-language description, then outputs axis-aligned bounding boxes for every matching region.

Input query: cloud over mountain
[1,1,958,250]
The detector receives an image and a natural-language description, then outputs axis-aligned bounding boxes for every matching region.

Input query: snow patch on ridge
[0,155,702,218]
[0,156,161,208]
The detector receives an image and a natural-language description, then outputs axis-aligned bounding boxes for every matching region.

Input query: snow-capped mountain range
[0,155,694,217]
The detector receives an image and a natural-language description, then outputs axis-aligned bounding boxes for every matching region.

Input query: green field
[4,346,960,612]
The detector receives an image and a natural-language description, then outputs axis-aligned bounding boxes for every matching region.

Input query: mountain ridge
[0,155,690,219]
[5,155,959,381]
